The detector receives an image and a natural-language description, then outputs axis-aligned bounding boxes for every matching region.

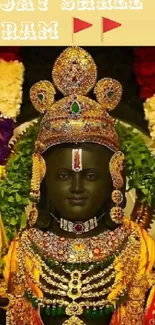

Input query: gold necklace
[19,242,116,299]
[14,227,141,325]
[26,224,132,263]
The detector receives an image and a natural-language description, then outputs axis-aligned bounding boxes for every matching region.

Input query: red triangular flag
[73,17,93,34]
[102,17,121,33]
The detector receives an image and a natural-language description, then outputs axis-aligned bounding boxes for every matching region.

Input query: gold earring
[28,153,46,227]
[109,151,124,225]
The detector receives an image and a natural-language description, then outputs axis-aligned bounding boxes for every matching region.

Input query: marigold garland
[0,49,24,181]
[0,59,24,120]
[0,166,6,179]
[143,95,155,143]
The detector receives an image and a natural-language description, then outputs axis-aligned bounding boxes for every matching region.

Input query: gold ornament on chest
[67,270,82,300]
[17,227,141,325]
[63,315,84,325]
[65,270,84,324]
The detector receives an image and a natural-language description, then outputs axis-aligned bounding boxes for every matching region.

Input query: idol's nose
[70,173,85,194]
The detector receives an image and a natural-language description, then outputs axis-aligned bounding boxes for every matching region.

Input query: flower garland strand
[0,59,24,120]
[0,48,24,174]
[143,95,155,145]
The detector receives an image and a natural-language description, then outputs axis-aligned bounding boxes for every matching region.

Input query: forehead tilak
[72,149,82,172]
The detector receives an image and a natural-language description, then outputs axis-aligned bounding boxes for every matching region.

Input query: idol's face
[43,144,113,222]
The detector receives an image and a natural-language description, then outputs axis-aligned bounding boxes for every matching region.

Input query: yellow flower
[144,95,155,143]
[0,59,24,119]
[0,166,6,179]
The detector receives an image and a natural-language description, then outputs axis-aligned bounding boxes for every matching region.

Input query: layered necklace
[14,221,141,325]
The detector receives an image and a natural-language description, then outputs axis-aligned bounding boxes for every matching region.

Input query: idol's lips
[68,197,87,200]
[68,197,88,205]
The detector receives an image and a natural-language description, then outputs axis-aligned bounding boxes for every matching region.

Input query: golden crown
[30,47,122,154]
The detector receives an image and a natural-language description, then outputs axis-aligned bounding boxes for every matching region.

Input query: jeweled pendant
[73,222,84,234]
[65,302,83,316]
[63,315,85,325]
[67,288,81,300]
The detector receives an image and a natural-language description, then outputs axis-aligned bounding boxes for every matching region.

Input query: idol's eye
[85,173,98,181]
[57,172,70,180]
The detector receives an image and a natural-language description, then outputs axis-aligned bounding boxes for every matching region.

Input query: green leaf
[13,184,21,189]
[20,212,27,229]
[8,196,14,203]
[16,193,21,203]
[141,189,149,195]
[9,218,18,226]
[21,198,29,205]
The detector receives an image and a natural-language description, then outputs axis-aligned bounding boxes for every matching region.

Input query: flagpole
[101,17,103,43]
[72,17,74,44]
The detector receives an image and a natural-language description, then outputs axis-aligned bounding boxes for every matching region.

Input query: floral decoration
[133,47,155,100]
[0,59,24,120]
[143,95,155,143]
[0,47,21,62]
[0,47,24,180]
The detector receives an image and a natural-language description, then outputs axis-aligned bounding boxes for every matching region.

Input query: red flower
[134,47,155,60]
[133,47,155,100]
[134,62,155,77]
[140,87,155,100]
[0,47,21,61]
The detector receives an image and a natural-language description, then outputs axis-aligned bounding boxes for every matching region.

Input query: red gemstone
[73,223,84,234]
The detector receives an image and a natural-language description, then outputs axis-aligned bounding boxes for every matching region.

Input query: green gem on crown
[38,93,44,101]
[71,101,80,114]
[107,90,114,99]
